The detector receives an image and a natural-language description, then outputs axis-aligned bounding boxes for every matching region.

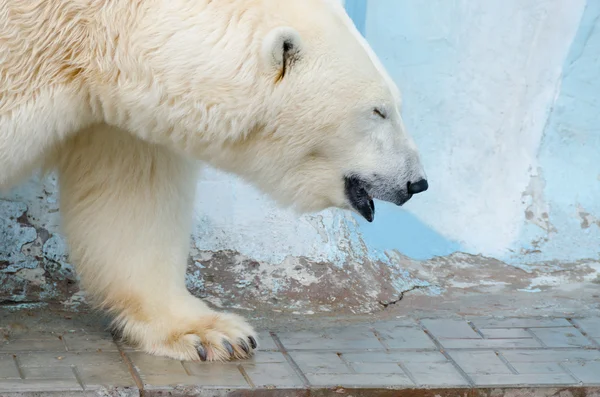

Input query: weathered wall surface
[1,0,599,312]
[357,0,598,264]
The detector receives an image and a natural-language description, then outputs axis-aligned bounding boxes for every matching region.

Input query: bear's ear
[261,27,303,81]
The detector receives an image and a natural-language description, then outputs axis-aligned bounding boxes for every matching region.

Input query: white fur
[0,0,425,361]
[54,126,255,361]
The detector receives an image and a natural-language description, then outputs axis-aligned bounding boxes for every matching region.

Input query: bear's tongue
[344,176,375,222]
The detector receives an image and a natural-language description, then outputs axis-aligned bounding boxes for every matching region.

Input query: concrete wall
[1,0,599,311]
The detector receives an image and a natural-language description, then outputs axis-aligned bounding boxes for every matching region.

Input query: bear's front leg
[55,124,257,361]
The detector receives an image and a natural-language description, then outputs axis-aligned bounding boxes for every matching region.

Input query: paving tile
[13,350,136,391]
[17,352,126,367]
[63,333,119,352]
[471,373,576,386]
[449,351,512,375]
[134,352,250,389]
[238,351,286,364]
[326,324,381,335]
[0,338,66,352]
[77,363,138,389]
[501,349,600,363]
[0,379,83,392]
[530,327,593,348]
[351,362,404,374]
[2,314,600,393]
[404,361,470,387]
[21,366,76,379]
[510,362,569,375]
[371,318,420,328]
[421,319,481,339]
[0,355,20,379]
[5,332,65,341]
[375,326,437,349]
[369,320,418,332]
[391,351,448,363]
[479,328,533,339]
[396,351,451,363]
[440,338,541,349]
[341,350,468,387]
[563,361,600,384]
[256,331,279,350]
[289,351,349,373]
[127,352,187,376]
[241,362,305,387]
[342,350,447,364]
[575,318,600,338]
[147,363,248,388]
[306,373,413,387]
[470,318,572,329]
[277,329,383,350]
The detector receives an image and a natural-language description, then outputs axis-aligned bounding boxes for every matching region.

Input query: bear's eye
[373,108,387,119]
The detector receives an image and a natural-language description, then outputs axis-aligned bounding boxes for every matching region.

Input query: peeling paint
[505,0,600,267]
[521,168,555,233]
[577,204,600,229]
[2,1,600,314]
[184,245,436,314]
[0,201,38,273]
[1,174,80,305]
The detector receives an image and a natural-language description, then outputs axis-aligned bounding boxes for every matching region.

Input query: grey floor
[1,310,599,396]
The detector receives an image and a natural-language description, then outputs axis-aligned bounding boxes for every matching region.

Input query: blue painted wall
[1,0,598,307]
[346,0,599,266]
[507,0,600,266]
[343,0,367,36]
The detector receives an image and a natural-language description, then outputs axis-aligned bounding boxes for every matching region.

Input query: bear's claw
[197,345,207,361]
[194,336,257,361]
[223,340,235,357]
[238,338,250,354]
[249,336,258,349]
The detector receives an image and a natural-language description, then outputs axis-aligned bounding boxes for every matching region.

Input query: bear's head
[110,0,428,222]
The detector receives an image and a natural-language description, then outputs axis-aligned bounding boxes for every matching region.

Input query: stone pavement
[1,315,599,396]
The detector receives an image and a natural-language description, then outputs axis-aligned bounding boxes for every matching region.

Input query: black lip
[344,176,375,222]
[395,193,413,207]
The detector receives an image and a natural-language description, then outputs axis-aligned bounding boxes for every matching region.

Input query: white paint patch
[15,267,45,285]
[521,261,600,292]
[395,0,585,256]
[231,254,321,294]
[61,290,87,308]
[192,167,365,266]
[522,168,554,232]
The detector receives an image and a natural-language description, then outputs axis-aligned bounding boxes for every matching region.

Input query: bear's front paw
[117,310,258,362]
[170,312,258,362]
[189,312,258,361]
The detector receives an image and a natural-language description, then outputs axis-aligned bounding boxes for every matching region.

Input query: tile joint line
[269,330,311,388]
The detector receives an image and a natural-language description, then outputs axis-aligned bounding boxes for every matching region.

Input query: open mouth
[344,175,375,222]
[344,175,415,222]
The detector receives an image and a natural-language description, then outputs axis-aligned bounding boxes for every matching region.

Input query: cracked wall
[2,0,599,312]
[0,169,433,313]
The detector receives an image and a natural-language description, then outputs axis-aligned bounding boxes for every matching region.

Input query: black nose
[408,179,428,195]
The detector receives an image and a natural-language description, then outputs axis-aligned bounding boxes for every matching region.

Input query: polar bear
[0,0,428,361]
